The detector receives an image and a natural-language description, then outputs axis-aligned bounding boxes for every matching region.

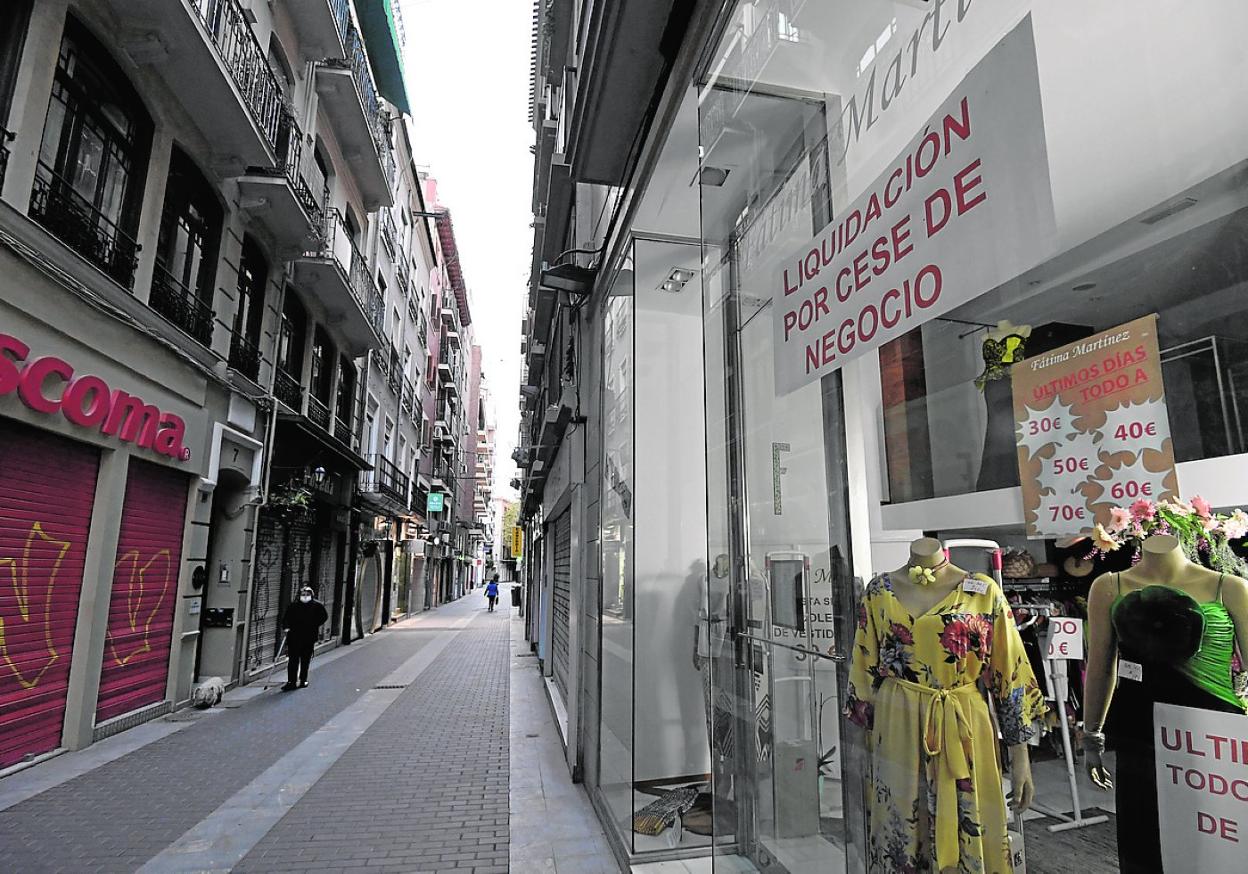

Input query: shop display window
[692,1,1248,873]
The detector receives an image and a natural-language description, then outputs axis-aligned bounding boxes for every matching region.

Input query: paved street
[0,595,532,873]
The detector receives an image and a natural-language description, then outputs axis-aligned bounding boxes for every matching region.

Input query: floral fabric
[846,573,1047,873]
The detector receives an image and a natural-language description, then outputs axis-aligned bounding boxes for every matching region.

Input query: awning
[356,0,410,115]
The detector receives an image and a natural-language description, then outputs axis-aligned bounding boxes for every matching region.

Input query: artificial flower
[1223,509,1248,540]
[1130,498,1156,521]
[1108,506,1132,533]
[1160,497,1195,516]
[1091,523,1119,552]
[1191,495,1213,518]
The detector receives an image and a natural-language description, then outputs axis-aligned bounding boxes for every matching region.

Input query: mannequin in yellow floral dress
[846,538,1047,874]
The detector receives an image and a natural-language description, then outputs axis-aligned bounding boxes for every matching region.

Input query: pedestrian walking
[281,585,329,690]
[485,574,500,612]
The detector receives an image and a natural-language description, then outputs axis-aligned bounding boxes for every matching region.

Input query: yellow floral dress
[846,573,1047,874]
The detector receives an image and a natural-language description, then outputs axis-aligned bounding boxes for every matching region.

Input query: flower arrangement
[1080,495,1248,576]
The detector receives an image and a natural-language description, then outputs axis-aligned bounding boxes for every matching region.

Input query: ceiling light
[698,167,730,187]
[658,266,698,294]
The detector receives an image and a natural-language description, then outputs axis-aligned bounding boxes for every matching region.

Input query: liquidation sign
[772,15,1056,395]
[1154,703,1248,872]
[1010,315,1178,538]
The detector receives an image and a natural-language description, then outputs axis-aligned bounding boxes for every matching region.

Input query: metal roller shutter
[249,512,285,669]
[551,510,572,699]
[96,460,189,723]
[0,423,100,769]
[315,532,337,643]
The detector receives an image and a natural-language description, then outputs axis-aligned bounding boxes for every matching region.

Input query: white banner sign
[1045,617,1083,660]
[771,16,1056,395]
[1155,703,1248,871]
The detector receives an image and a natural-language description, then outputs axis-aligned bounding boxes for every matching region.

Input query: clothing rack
[1011,598,1110,833]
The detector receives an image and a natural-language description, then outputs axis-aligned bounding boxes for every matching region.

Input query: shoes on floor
[281,683,296,691]
[300,681,309,688]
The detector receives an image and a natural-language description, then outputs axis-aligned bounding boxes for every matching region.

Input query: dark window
[0,1,33,126]
[310,326,333,402]
[336,355,356,425]
[228,236,268,378]
[156,146,222,302]
[234,236,267,342]
[32,16,151,287]
[344,207,361,246]
[278,292,307,376]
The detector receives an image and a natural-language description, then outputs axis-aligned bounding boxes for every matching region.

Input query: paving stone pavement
[0,595,509,873]
[234,611,510,873]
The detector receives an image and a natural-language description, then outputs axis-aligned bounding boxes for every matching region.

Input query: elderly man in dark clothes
[281,585,329,690]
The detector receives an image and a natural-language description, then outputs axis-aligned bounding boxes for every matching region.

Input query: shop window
[228,235,268,380]
[152,146,222,344]
[32,16,151,288]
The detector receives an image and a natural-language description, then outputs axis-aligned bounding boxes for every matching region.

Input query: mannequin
[1084,534,1248,872]
[846,538,1045,874]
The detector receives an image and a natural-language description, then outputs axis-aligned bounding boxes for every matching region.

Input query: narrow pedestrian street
[0,590,617,874]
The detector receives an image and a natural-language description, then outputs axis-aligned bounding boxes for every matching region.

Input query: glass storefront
[685,1,1248,873]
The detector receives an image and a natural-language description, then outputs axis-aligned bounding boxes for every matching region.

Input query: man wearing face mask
[281,585,329,691]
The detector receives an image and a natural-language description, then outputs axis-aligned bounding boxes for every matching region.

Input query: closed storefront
[551,509,572,700]
[315,530,339,643]
[95,460,190,724]
[0,423,100,769]
[249,512,286,669]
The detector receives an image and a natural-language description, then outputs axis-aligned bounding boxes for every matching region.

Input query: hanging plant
[269,482,314,522]
[360,539,380,559]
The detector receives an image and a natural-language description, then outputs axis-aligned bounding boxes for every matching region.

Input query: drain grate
[373,684,408,690]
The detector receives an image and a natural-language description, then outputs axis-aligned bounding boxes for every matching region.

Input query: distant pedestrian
[281,585,328,690]
[485,574,500,612]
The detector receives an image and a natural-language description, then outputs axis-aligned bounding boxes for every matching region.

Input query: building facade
[521,0,1248,871]
[0,0,500,775]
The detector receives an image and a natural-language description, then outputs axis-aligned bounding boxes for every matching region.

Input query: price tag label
[1045,617,1083,660]
[1119,658,1143,682]
[963,576,990,594]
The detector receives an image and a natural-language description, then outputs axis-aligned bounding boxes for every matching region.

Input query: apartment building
[0,0,409,771]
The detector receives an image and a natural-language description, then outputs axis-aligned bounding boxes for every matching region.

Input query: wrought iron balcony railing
[307,394,331,431]
[311,208,385,339]
[149,264,216,346]
[275,112,326,228]
[360,453,409,506]
[189,0,284,154]
[334,414,354,447]
[30,162,141,288]
[324,17,389,157]
[380,208,399,258]
[274,367,303,411]
[228,327,262,381]
[328,0,351,47]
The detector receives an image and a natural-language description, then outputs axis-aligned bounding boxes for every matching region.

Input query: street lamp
[312,466,327,486]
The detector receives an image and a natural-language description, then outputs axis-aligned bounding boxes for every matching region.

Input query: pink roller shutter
[96,459,189,723]
[0,423,99,770]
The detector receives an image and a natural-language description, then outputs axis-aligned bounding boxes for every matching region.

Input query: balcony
[439,305,457,328]
[228,327,262,381]
[113,0,284,171]
[237,112,326,248]
[149,265,216,346]
[29,162,141,288]
[334,414,355,448]
[380,208,400,259]
[444,329,460,348]
[358,453,410,515]
[293,209,384,353]
[314,20,393,208]
[274,368,304,412]
[285,0,350,61]
[306,394,331,431]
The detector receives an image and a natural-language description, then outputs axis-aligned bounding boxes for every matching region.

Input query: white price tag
[963,576,990,594]
[1119,658,1143,682]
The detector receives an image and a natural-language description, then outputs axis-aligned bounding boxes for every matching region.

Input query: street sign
[427,492,445,513]
[511,526,523,557]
